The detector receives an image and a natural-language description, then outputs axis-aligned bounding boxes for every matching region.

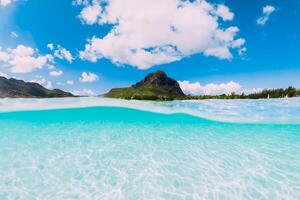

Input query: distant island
[105,70,186,100]
[105,70,300,101]
[0,76,74,98]
[1,72,299,100]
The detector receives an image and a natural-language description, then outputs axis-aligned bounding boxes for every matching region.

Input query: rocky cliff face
[105,70,186,100]
[0,76,75,98]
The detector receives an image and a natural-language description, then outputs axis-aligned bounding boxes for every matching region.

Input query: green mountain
[105,70,186,100]
[0,76,75,98]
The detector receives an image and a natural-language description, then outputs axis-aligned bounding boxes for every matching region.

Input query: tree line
[187,86,300,100]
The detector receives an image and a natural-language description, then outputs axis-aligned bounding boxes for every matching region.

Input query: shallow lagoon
[0,98,299,199]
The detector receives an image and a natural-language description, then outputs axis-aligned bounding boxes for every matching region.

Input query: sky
[0,0,300,96]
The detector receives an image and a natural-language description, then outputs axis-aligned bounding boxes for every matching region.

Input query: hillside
[105,71,186,100]
[0,76,75,98]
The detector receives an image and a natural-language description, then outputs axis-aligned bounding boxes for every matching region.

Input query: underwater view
[0,98,299,199]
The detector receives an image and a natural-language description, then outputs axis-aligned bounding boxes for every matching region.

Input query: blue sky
[0,0,300,95]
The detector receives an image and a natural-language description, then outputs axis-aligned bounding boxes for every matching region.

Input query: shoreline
[1,97,300,124]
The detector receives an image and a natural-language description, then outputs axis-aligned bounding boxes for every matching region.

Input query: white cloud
[72,89,96,96]
[10,31,19,38]
[77,0,245,69]
[79,3,102,25]
[0,0,14,7]
[49,70,63,76]
[66,80,74,85]
[0,71,8,78]
[47,43,54,51]
[0,51,10,62]
[257,5,276,25]
[79,72,99,83]
[242,88,263,95]
[30,77,53,89]
[263,5,276,15]
[204,47,232,60]
[10,56,51,73]
[178,80,242,95]
[11,45,35,56]
[215,5,234,21]
[30,78,46,85]
[47,44,73,63]
[54,45,74,63]
[231,38,246,48]
[0,45,54,74]
[56,80,74,86]
[238,47,247,56]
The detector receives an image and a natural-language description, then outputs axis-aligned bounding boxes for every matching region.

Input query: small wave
[1,97,300,124]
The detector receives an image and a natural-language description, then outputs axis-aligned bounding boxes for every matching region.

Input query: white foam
[1,97,300,124]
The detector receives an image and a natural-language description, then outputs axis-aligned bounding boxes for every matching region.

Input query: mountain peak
[134,70,171,87]
[105,70,185,100]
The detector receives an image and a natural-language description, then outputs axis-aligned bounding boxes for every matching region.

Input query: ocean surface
[0,97,300,199]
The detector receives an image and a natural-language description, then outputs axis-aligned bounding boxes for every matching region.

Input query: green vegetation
[187,86,300,100]
[105,70,300,101]
[106,84,185,101]
[0,76,75,98]
[105,70,186,100]
[106,70,300,101]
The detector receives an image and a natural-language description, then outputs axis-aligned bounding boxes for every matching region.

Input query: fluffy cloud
[178,80,242,95]
[79,3,102,25]
[257,5,276,25]
[53,45,74,63]
[56,80,74,86]
[49,70,63,76]
[72,89,96,96]
[47,43,54,51]
[243,88,263,95]
[0,45,54,73]
[0,71,8,78]
[30,77,46,85]
[238,47,247,56]
[30,77,53,89]
[0,51,10,62]
[76,0,245,69]
[0,0,15,6]
[215,5,234,21]
[79,72,99,83]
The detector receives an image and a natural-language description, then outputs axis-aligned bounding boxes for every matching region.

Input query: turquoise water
[0,98,300,199]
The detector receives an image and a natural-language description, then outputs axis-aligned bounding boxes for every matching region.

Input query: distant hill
[105,70,186,100]
[0,76,75,98]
